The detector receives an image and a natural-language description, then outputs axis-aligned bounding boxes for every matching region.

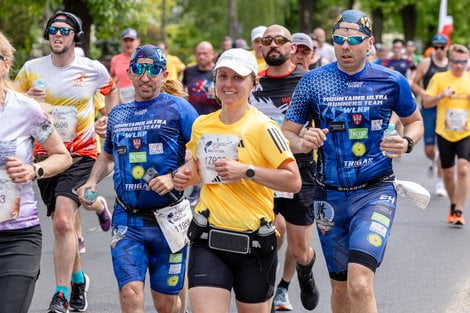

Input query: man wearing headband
[283,9,423,312]
[78,45,198,313]
[15,11,119,313]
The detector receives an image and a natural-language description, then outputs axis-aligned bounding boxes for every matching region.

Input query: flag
[438,0,453,41]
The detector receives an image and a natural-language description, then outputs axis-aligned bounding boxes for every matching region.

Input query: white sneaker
[427,160,436,178]
[436,181,448,197]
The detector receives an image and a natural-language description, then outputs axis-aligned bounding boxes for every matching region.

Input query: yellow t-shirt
[94,92,105,154]
[426,71,470,142]
[187,106,294,232]
[251,50,267,73]
[166,54,185,81]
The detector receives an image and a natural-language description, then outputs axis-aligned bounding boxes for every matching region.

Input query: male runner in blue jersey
[78,45,198,313]
[282,10,423,313]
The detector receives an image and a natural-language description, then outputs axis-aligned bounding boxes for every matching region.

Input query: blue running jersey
[104,93,198,224]
[286,62,417,188]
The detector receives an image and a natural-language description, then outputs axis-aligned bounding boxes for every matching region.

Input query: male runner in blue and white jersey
[282,10,423,313]
[78,45,198,313]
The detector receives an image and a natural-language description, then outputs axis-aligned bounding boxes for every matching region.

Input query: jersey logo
[211,176,222,183]
[72,72,87,87]
[267,127,288,153]
[132,138,142,150]
[238,139,245,148]
[371,119,383,131]
[352,113,363,125]
[329,121,346,132]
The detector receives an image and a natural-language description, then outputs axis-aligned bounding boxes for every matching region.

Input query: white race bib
[153,199,192,253]
[0,169,21,223]
[119,86,135,103]
[197,134,240,184]
[445,108,467,131]
[274,190,294,199]
[50,106,78,142]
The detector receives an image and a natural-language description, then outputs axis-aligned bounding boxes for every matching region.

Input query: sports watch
[32,164,44,180]
[403,136,414,153]
[245,165,255,179]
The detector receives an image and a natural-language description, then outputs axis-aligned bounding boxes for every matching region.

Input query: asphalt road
[29,141,470,312]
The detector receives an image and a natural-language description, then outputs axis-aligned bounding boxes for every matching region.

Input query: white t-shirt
[317,42,336,63]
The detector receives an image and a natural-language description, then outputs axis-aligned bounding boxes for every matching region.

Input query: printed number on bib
[0,170,21,223]
[445,109,467,132]
[197,134,240,184]
[50,106,78,142]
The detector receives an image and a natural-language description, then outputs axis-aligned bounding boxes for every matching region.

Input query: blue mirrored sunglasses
[130,63,163,77]
[332,34,369,45]
[47,26,73,36]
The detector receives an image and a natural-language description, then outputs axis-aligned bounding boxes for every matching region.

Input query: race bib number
[274,190,294,199]
[50,106,78,142]
[0,170,21,223]
[119,86,135,103]
[153,199,192,253]
[445,108,467,131]
[197,134,240,184]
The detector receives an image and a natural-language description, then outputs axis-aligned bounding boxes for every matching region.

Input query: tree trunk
[372,8,383,43]
[402,4,417,41]
[62,0,92,56]
[299,0,313,33]
[228,0,238,39]
[161,0,166,43]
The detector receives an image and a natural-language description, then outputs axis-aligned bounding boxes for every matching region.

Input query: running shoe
[436,181,448,198]
[69,274,90,312]
[273,287,293,311]
[47,291,69,313]
[297,267,320,310]
[96,196,111,231]
[448,210,455,224]
[78,238,86,254]
[427,161,435,178]
[454,210,465,226]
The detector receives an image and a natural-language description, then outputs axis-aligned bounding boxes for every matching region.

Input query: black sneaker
[47,292,69,313]
[69,274,90,312]
[297,267,320,310]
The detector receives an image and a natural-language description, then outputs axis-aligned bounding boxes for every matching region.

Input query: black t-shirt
[182,65,219,115]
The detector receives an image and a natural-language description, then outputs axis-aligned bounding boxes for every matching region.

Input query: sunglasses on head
[450,59,468,65]
[332,35,369,46]
[261,36,291,46]
[130,63,163,77]
[433,45,446,50]
[47,26,73,36]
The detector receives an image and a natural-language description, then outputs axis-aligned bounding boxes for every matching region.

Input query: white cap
[214,48,258,76]
[251,25,267,42]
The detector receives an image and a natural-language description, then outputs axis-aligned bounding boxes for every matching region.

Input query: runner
[173,48,301,313]
[283,10,423,313]
[78,45,198,313]
[14,11,118,313]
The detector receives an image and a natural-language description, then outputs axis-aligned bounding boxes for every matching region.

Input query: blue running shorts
[421,107,437,146]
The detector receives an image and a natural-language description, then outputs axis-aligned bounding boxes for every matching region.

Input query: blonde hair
[449,44,469,58]
[0,31,15,87]
[162,79,188,98]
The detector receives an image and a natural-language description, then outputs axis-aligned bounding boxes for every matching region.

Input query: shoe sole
[70,274,90,312]
[275,305,293,311]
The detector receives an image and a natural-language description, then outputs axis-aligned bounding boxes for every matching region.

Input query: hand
[5,157,35,183]
[27,87,46,102]
[173,168,193,191]
[147,173,174,195]
[95,116,108,138]
[441,87,454,98]
[380,135,407,158]
[77,182,98,209]
[300,128,329,152]
[214,159,246,181]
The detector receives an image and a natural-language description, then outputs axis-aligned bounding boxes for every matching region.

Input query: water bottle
[187,209,210,241]
[275,116,284,126]
[382,123,398,156]
[84,188,97,203]
[255,218,277,256]
[33,79,46,91]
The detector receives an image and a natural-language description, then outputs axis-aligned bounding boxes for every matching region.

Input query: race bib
[445,108,467,131]
[274,190,294,199]
[197,134,240,184]
[153,199,192,253]
[0,170,21,223]
[50,106,78,142]
[119,86,135,103]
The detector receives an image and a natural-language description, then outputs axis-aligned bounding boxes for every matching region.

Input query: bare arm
[173,157,202,191]
[105,87,119,114]
[422,87,453,108]
[281,120,328,153]
[410,58,430,97]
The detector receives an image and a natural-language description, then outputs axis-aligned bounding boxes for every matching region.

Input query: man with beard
[15,11,118,313]
[250,24,319,312]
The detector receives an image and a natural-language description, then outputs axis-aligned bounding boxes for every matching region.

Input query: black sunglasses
[450,59,468,65]
[261,36,291,46]
[47,26,73,36]
[433,45,446,50]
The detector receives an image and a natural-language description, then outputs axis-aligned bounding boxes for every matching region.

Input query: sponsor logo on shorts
[131,165,145,179]
[371,212,390,227]
[349,128,368,140]
[370,221,387,237]
[351,142,366,157]
[149,143,163,154]
[110,226,128,249]
[167,275,179,287]
[351,114,363,126]
[374,204,393,216]
[169,253,183,263]
[367,233,383,247]
[169,264,182,275]
[314,201,335,235]
[378,195,395,205]
[371,119,383,131]
[129,152,147,163]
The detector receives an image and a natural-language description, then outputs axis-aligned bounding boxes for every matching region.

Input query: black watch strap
[403,136,414,153]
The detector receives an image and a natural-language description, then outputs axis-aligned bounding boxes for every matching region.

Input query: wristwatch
[245,165,255,179]
[32,164,44,180]
[403,136,414,153]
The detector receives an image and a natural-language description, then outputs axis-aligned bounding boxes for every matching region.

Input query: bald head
[265,25,292,41]
[313,28,326,44]
[195,41,215,70]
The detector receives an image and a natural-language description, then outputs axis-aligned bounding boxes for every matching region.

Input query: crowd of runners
[0,7,469,313]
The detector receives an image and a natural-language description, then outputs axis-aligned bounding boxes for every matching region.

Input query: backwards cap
[130,45,166,70]
[333,9,372,37]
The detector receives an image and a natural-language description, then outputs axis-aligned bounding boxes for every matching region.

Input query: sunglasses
[47,26,73,36]
[261,36,291,46]
[0,55,4,61]
[332,35,369,45]
[130,63,163,77]
[433,45,446,50]
[450,59,468,65]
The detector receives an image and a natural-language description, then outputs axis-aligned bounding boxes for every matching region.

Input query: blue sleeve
[178,99,199,142]
[103,107,117,155]
[393,75,417,118]
[285,74,313,125]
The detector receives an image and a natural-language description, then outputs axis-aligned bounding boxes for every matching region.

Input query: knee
[53,215,74,235]
[347,276,374,300]
[424,147,435,160]
[289,243,311,264]
[443,168,454,180]
[457,163,468,178]
[121,284,144,307]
